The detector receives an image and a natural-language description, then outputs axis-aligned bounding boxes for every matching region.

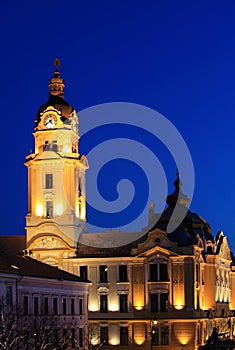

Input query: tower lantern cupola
[49,58,65,98]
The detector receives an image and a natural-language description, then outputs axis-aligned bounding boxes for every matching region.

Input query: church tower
[25,59,88,265]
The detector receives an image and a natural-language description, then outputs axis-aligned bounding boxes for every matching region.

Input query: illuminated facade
[0,237,89,349]
[26,62,235,350]
[25,59,88,260]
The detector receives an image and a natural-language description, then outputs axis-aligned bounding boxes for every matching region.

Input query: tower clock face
[44,114,57,129]
[71,120,77,132]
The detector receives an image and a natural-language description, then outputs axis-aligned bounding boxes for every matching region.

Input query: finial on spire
[174,168,182,190]
[49,58,65,98]
[176,168,180,181]
[54,58,61,70]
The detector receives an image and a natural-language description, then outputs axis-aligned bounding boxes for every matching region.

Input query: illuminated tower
[25,59,88,262]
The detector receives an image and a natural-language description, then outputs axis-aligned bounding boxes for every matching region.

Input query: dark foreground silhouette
[199,327,235,350]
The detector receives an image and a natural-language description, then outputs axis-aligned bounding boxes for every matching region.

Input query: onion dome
[151,172,213,246]
[34,59,75,128]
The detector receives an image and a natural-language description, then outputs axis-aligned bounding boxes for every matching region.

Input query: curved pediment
[28,233,73,251]
[131,228,178,256]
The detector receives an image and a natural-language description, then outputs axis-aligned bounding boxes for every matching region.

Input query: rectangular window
[53,297,58,315]
[100,295,108,313]
[23,296,28,315]
[80,266,88,280]
[44,297,49,315]
[46,201,53,217]
[120,327,128,345]
[100,327,108,344]
[150,293,168,312]
[63,329,67,344]
[79,298,83,315]
[24,331,29,350]
[71,298,75,315]
[159,264,168,281]
[52,140,58,152]
[54,329,58,345]
[151,326,159,345]
[79,328,83,347]
[119,265,128,282]
[160,294,168,312]
[150,293,158,313]
[6,286,13,306]
[149,263,168,282]
[160,325,169,345]
[62,298,67,315]
[71,329,76,348]
[100,266,108,283]
[45,174,53,189]
[119,294,128,313]
[43,141,49,151]
[34,296,39,315]
[150,264,158,282]
[45,329,49,345]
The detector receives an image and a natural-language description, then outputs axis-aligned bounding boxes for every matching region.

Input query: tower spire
[166,170,190,207]
[49,58,65,98]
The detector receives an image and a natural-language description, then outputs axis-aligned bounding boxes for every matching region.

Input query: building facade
[25,61,235,350]
[0,238,89,349]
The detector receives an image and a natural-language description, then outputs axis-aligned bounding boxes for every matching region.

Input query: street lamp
[150,319,158,350]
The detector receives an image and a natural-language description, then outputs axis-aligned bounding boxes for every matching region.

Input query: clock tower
[25,59,88,265]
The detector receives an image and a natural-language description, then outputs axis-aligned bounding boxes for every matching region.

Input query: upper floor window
[52,140,58,152]
[34,296,39,315]
[43,297,49,315]
[62,297,67,315]
[120,327,128,345]
[119,294,128,313]
[53,297,58,315]
[100,266,108,283]
[46,201,53,217]
[79,298,83,315]
[150,293,168,312]
[6,286,13,306]
[100,295,108,313]
[46,174,53,189]
[119,265,128,282]
[80,266,88,280]
[149,263,168,282]
[43,141,49,151]
[71,298,75,315]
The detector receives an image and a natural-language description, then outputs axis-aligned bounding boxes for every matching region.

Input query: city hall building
[22,61,235,350]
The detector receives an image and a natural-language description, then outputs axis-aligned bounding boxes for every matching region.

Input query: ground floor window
[151,324,169,346]
[100,327,108,344]
[120,327,128,345]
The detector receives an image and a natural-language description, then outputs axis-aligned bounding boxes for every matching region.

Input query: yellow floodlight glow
[55,203,63,215]
[109,303,119,312]
[36,204,43,217]
[134,305,144,311]
[109,337,119,345]
[135,337,145,345]
[89,304,99,312]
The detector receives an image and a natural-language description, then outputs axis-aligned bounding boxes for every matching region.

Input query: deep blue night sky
[1,1,235,251]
